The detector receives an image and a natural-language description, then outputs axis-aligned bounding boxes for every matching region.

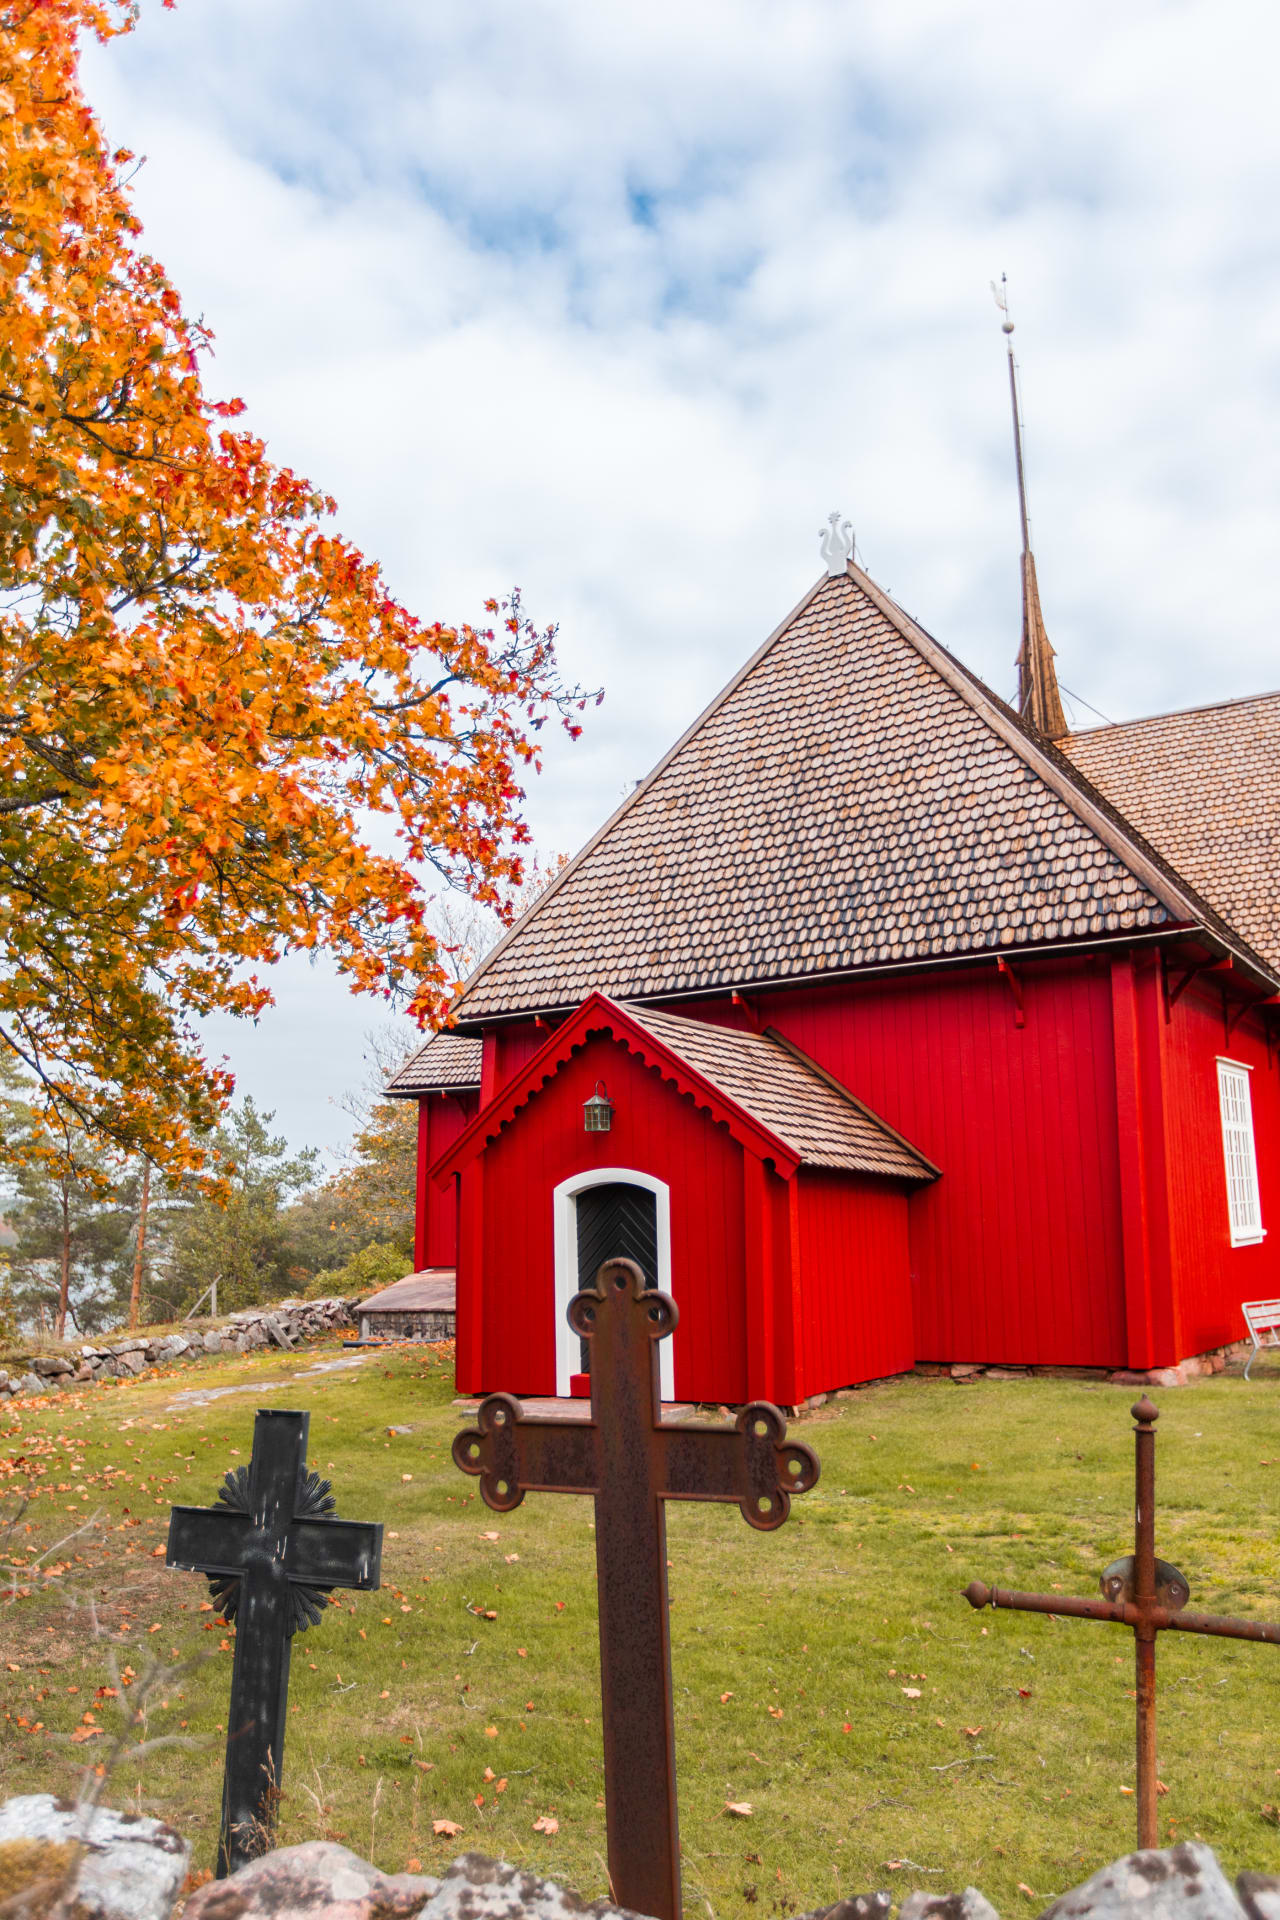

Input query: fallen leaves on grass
[532,1815,559,1834]
[901,1688,921,1699]
[432,1820,462,1838]
[724,1802,753,1818]
[720,1691,734,1703]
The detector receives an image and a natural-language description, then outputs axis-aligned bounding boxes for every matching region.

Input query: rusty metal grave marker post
[167,1409,383,1877]
[452,1259,820,1920]
[964,1395,1280,1849]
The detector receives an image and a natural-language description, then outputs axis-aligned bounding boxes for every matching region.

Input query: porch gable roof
[430,992,937,1189]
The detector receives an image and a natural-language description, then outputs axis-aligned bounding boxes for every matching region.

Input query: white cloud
[79,0,1280,1154]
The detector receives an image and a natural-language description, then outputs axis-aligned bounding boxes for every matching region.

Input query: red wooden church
[387,529,1279,1405]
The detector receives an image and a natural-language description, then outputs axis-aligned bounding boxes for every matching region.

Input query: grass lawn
[1,1340,1279,1918]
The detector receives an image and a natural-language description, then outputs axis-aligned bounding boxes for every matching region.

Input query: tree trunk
[56,1181,71,1341]
[129,1161,152,1330]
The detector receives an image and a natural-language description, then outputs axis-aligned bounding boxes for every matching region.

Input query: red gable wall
[452,1021,919,1403]
[670,958,1129,1369]
[458,1033,751,1401]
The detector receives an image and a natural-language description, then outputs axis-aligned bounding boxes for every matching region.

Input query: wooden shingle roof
[360,1271,456,1312]
[452,566,1276,1024]
[384,1030,483,1097]
[621,1002,936,1180]
[1064,693,1280,972]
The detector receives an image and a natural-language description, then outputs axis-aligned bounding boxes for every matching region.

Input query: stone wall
[0,1296,355,1402]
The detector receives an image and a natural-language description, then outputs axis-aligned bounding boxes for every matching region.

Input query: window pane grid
[1217,1062,1264,1244]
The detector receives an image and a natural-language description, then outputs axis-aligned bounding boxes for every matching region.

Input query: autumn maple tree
[0,0,597,1182]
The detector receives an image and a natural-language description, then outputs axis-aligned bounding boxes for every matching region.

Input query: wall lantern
[583,1081,615,1133]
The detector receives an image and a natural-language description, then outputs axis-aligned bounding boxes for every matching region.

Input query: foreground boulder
[898,1893,999,1920]
[184,1846,653,1920]
[183,1842,440,1920]
[1039,1844,1242,1920]
[800,1848,1265,1920]
[0,1794,189,1920]
[882,1846,1259,1920]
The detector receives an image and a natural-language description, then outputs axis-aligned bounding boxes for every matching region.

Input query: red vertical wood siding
[1110,955,1177,1368]
[469,1034,751,1402]
[751,961,1128,1367]
[1162,983,1280,1356]
[792,1172,914,1397]
[456,1162,484,1389]
[415,1094,475,1270]
[414,1102,429,1271]
[495,1021,550,1089]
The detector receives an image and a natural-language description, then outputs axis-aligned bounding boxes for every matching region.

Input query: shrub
[307,1240,409,1300]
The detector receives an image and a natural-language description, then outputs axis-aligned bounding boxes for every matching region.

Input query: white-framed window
[1217,1059,1266,1247]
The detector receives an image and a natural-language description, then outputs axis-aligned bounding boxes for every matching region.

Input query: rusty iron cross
[964,1396,1280,1849]
[167,1410,383,1876]
[452,1259,820,1920]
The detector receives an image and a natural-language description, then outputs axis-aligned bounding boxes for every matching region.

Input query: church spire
[993,277,1068,742]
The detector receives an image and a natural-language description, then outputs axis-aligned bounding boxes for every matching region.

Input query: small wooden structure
[357,1270,455,1342]
[433,994,937,1405]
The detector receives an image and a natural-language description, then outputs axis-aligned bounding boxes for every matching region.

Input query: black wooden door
[575,1183,658,1372]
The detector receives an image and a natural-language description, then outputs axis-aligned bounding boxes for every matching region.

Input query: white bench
[1242,1299,1280,1379]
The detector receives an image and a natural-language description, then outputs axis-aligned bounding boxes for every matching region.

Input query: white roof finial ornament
[819,511,854,577]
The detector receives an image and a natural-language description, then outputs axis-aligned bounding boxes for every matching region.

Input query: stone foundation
[358,1309,455,1342]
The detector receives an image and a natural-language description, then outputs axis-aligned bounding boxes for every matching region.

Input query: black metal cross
[964,1396,1280,1849]
[167,1409,383,1876]
[452,1259,820,1920]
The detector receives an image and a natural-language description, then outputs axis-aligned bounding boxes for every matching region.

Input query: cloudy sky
[82,0,1280,1162]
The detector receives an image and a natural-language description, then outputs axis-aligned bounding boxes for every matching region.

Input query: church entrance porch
[433,994,936,1406]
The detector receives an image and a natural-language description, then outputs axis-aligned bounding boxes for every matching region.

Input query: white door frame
[552,1168,673,1400]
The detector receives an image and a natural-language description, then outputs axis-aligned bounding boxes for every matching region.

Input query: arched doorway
[553,1168,673,1399]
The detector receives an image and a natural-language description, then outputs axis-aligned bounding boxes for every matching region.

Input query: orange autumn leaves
[0,0,598,1182]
